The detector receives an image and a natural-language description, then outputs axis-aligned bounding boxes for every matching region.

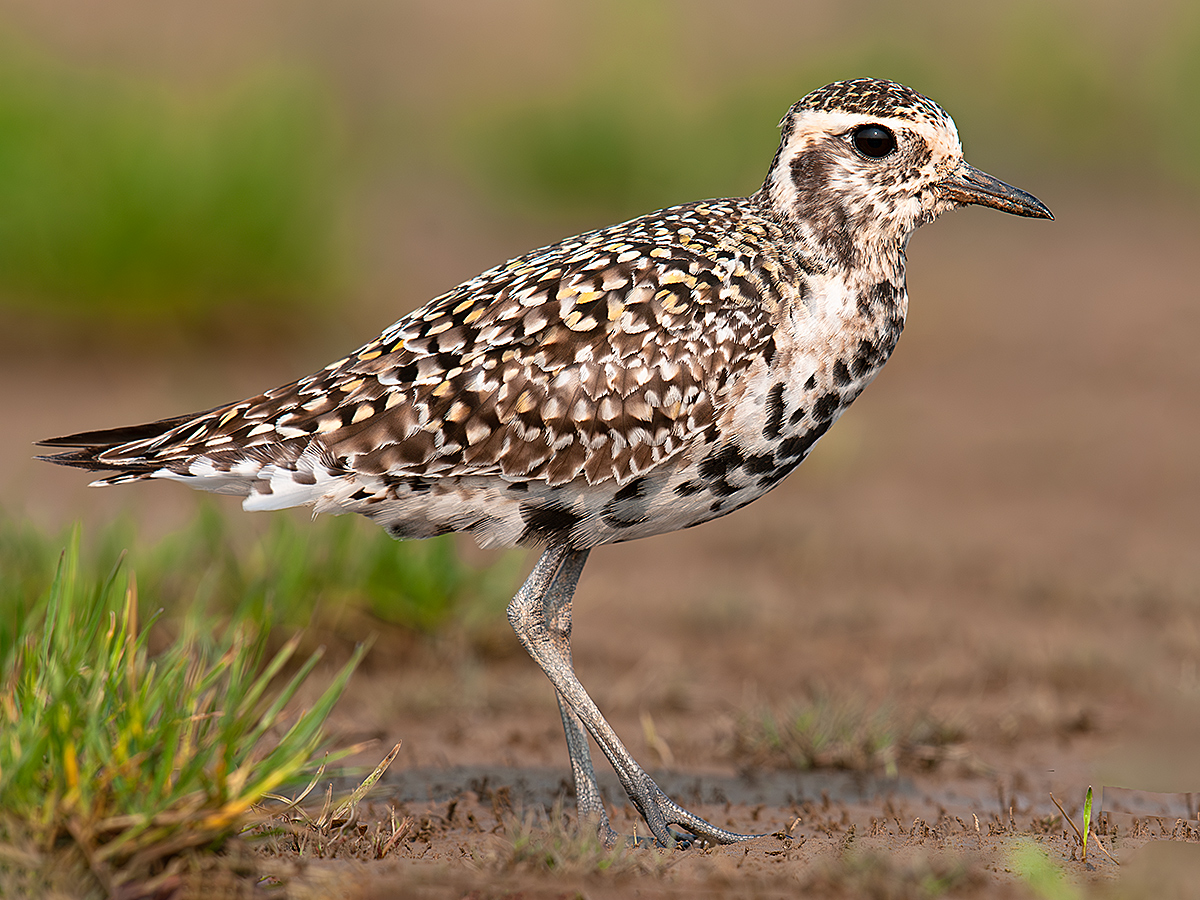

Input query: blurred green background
[0,0,1194,342]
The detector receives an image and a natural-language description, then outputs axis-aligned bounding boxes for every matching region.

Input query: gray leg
[555,694,615,842]
[539,548,619,845]
[508,545,756,848]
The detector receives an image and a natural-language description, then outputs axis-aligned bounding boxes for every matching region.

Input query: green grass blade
[1082,786,1092,863]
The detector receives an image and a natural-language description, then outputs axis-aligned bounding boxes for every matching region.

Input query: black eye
[852,125,896,159]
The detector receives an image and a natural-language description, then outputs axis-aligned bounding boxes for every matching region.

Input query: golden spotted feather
[47,199,792,491]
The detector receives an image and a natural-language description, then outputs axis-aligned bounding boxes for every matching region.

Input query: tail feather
[37,404,328,504]
[34,448,150,472]
[36,407,223,476]
[37,412,203,449]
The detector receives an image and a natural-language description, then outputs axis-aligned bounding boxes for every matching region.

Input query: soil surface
[9,188,1200,897]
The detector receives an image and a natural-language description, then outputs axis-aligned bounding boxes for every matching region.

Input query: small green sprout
[1082,786,1092,863]
[1049,788,1118,868]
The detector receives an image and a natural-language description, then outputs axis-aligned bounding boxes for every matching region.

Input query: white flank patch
[242,443,359,513]
[241,468,321,511]
[156,463,253,497]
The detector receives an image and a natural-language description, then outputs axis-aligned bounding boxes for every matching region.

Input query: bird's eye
[852,125,896,159]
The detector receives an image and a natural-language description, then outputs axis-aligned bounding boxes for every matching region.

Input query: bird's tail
[37,408,223,484]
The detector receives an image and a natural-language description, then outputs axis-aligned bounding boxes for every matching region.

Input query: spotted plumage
[41,79,1051,847]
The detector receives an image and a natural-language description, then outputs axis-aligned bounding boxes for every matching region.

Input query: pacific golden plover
[41,78,1052,847]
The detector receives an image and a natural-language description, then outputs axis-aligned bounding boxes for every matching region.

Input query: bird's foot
[579,812,620,849]
[622,774,758,848]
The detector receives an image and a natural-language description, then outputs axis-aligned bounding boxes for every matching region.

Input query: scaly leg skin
[508,545,757,848]
[539,548,620,846]
[554,695,620,845]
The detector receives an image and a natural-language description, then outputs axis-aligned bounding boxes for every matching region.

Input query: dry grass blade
[249,745,415,861]
[1090,833,1119,866]
[314,783,335,830]
[331,741,404,826]
[261,760,329,820]
[379,814,416,859]
[1049,793,1085,846]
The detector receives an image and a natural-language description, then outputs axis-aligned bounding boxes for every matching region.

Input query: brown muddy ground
[9,186,1200,897]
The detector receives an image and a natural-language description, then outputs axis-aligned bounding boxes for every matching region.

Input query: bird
[40,78,1052,848]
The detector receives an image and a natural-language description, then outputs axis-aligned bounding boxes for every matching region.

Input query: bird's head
[760,78,1052,273]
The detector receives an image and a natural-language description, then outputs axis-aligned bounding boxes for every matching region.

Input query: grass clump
[0,528,364,896]
[0,505,523,647]
[489,801,673,878]
[252,742,415,862]
[733,694,967,775]
[197,509,523,639]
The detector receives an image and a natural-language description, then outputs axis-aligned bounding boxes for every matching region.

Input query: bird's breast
[693,272,909,496]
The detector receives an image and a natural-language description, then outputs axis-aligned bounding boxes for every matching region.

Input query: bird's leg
[508,545,756,848]
[536,547,620,846]
[554,694,619,844]
[513,546,614,841]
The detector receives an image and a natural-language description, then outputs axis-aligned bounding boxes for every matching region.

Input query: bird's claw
[625,779,758,848]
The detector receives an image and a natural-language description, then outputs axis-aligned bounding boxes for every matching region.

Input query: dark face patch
[904,135,931,172]
[789,145,855,266]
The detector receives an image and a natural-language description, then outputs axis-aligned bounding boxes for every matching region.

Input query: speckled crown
[792,78,950,127]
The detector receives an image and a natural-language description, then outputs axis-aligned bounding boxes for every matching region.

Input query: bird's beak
[937,161,1053,220]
